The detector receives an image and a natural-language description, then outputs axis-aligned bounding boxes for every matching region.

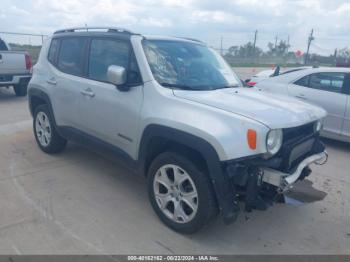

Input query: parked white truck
[0,38,32,96]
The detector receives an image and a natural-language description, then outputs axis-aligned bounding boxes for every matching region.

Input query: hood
[173,88,327,129]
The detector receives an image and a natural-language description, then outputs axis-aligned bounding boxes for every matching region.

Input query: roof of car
[52,27,204,44]
[265,67,350,83]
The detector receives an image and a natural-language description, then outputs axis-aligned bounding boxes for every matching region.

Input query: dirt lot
[0,73,350,254]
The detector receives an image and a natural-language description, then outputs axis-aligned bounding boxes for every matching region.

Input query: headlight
[266,129,283,155]
[314,120,322,133]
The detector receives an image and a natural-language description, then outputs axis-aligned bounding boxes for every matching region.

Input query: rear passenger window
[57,38,87,76]
[309,72,345,93]
[88,39,130,82]
[48,39,60,65]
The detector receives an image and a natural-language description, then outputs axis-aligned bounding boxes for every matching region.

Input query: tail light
[247,81,257,87]
[25,53,33,71]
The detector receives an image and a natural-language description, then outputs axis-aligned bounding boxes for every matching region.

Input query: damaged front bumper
[222,134,327,220]
[262,151,328,192]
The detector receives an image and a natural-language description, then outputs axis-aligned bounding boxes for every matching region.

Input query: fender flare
[28,87,56,123]
[138,124,239,223]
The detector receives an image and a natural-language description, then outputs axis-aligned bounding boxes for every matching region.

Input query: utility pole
[305,29,314,65]
[274,35,278,48]
[253,30,258,49]
[253,30,258,57]
[334,48,338,66]
[287,35,290,53]
[220,36,223,56]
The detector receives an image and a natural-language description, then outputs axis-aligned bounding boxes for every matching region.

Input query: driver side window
[88,39,130,82]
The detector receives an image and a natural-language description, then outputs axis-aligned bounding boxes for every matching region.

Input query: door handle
[46,77,57,85]
[80,89,95,98]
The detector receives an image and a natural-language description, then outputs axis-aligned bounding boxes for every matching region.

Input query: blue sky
[1,0,350,55]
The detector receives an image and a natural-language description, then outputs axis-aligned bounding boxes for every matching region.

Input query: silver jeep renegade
[28,27,327,233]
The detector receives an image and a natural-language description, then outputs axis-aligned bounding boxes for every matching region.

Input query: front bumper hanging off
[262,151,328,191]
[222,131,327,223]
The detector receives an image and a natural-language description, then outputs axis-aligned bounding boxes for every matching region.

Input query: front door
[78,37,143,158]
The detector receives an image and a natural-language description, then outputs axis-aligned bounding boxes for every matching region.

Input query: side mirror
[107,65,127,87]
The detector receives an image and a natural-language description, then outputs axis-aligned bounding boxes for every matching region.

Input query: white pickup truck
[0,38,32,96]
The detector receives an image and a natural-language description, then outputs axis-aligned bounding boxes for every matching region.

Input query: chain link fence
[0,32,47,63]
[1,30,347,67]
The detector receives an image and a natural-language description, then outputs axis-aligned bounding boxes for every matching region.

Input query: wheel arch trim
[138,124,239,223]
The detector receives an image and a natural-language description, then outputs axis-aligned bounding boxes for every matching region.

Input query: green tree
[227,42,262,58]
[338,47,350,58]
[267,40,290,57]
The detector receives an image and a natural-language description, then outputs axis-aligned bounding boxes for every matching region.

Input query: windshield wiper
[159,83,197,90]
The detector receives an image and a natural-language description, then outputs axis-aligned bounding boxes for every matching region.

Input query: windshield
[143,39,241,90]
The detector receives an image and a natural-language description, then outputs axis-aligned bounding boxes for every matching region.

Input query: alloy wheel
[153,164,199,224]
[35,112,52,147]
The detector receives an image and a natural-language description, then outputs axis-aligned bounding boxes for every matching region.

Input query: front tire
[33,104,67,154]
[148,152,217,234]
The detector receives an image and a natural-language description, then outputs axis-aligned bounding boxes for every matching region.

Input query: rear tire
[33,104,67,154]
[148,151,218,234]
[13,84,27,97]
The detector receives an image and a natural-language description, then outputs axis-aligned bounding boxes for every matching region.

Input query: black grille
[0,75,13,82]
[274,122,317,172]
[283,122,315,144]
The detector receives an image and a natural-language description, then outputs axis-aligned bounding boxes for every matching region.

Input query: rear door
[288,72,347,137]
[48,37,89,129]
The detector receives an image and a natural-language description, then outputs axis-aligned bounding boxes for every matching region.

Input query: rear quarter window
[294,75,309,87]
[48,38,60,65]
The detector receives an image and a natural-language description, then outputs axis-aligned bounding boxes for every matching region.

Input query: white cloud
[0,0,349,54]
[191,10,246,24]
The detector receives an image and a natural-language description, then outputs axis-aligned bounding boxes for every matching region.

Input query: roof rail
[54,27,135,35]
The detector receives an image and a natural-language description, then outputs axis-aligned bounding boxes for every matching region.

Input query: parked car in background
[255,67,350,142]
[28,27,327,233]
[0,38,32,96]
[246,66,312,87]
